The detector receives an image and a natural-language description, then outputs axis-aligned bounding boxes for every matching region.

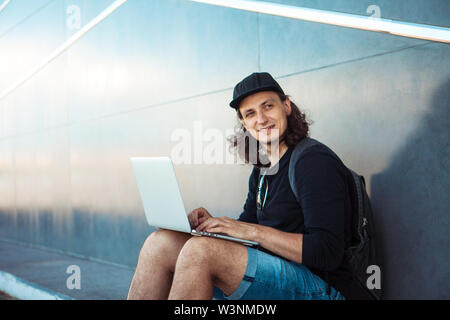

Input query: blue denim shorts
[213,246,345,300]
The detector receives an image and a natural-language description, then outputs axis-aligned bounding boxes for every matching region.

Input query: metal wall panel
[0,0,448,299]
[64,0,259,123]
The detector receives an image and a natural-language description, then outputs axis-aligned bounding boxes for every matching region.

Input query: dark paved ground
[0,239,135,300]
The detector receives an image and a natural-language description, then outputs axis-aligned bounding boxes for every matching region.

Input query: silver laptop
[130,157,259,247]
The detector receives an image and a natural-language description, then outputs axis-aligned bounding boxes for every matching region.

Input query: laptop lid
[130,157,191,233]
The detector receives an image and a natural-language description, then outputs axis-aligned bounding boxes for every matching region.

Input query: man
[127,72,352,300]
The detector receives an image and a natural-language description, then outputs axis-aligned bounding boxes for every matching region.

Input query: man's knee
[176,237,248,294]
[140,229,185,260]
[176,237,241,272]
[176,237,216,269]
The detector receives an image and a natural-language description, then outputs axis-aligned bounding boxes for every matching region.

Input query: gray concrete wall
[0,0,448,299]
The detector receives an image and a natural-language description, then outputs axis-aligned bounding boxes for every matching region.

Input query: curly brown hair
[227,92,312,168]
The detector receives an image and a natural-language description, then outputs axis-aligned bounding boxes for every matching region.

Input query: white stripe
[0,0,11,13]
[191,0,450,43]
[0,0,128,101]
[0,270,74,300]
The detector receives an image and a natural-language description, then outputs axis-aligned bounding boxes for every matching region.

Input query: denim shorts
[213,246,345,300]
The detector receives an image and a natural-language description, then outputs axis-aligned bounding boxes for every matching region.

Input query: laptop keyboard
[192,230,226,237]
[193,230,215,237]
[191,229,258,247]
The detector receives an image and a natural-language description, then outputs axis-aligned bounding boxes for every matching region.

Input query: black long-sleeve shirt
[238,143,358,299]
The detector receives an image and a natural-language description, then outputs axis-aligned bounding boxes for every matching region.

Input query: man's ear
[284,96,292,116]
[238,109,248,129]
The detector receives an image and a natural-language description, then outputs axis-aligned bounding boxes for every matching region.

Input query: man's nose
[256,111,268,124]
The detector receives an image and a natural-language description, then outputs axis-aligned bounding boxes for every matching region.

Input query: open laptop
[130,157,259,247]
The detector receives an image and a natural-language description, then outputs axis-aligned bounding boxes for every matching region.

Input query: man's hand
[187,207,213,229]
[191,211,303,264]
[196,216,258,241]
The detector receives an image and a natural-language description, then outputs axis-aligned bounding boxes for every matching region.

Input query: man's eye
[245,112,254,117]
[265,104,273,109]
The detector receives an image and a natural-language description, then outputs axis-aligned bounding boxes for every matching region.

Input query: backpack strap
[288,137,320,194]
[348,168,367,246]
[288,137,335,295]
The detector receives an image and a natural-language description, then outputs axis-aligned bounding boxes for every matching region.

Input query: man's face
[238,91,291,145]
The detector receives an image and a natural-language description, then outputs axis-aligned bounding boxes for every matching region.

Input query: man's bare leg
[168,236,248,300]
[127,229,191,300]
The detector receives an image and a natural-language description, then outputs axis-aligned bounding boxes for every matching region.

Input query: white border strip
[0,0,128,101]
[0,270,74,300]
[0,0,11,14]
[191,0,450,43]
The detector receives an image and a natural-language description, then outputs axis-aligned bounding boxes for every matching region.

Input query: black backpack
[288,138,382,300]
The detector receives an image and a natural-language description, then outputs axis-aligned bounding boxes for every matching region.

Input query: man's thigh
[180,236,249,296]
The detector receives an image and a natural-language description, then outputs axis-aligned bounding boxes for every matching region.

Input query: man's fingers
[197,218,216,231]
[196,220,207,231]
[189,207,214,229]
[205,226,224,234]
[198,216,210,225]
[193,212,198,226]
[188,211,199,228]
[198,207,212,217]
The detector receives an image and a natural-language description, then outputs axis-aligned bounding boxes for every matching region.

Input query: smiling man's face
[238,91,291,145]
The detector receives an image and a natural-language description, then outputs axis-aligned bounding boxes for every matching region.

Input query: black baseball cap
[229,72,285,109]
